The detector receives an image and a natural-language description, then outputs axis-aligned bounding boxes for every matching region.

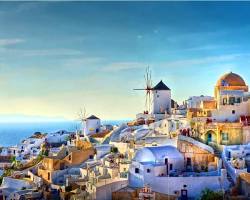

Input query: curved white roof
[134,145,183,163]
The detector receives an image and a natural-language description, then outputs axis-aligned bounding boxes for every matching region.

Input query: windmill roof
[153,80,170,90]
[87,115,100,120]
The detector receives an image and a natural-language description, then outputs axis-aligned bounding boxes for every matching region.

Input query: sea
[0,120,127,147]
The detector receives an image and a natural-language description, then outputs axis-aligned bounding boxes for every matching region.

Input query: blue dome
[133,145,183,163]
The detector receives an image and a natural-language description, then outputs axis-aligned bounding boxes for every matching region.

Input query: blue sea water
[0,120,127,147]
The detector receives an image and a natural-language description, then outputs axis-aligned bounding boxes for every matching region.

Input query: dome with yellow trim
[216,72,246,87]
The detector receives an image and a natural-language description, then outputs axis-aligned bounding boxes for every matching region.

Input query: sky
[0,2,250,121]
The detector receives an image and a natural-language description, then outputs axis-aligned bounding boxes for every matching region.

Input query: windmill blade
[77,109,84,121]
[148,89,153,113]
[83,107,87,118]
[149,68,152,88]
[78,107,88,122]
[145,92,148,111]
[133,66,153,112]
[146,68,148,85]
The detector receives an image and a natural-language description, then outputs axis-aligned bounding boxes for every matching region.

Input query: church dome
[133,145,183,163]
[216,72,246,87]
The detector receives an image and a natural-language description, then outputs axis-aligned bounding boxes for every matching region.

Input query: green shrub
[200,188,223,200]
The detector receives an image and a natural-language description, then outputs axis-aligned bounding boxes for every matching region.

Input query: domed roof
[133,145,183,163]
[216,72,246,87]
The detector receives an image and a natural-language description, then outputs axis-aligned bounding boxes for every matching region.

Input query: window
[48,172,50,181]
[135,168,139,174]
[89,155,94,159]
[236,97,241,103]
[222,133,229,141]
[170,164,173,171]
[229,97,235,105]
[68,155,71,161]
[223,98,227,105]
[147,169,151,173]
[232,110,235,114]
[157,95,159,98]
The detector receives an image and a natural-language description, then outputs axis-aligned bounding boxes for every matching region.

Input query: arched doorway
[205,130,216,144]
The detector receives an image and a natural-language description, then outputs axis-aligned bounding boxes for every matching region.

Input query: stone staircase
[212,146,222,158]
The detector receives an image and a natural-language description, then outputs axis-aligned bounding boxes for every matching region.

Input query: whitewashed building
[186,95,214,109]
[128,145,229,198]
[83,115,101,135]
[129,145,184,188]
[152,80,171,115]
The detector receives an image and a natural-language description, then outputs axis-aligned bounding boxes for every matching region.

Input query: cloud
[137,35,143,39]
[183,44,237,52]
[0,37,84,57]
[0,38,25,47]
[63,57,103,67]
[159,53,250,68]
[102,62,146,72]
[102,53,250,72]
[20,48,83,57]
[0,47,84,57]
[153,29,159,34]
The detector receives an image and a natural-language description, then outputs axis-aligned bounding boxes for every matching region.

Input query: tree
[200,188,223,200]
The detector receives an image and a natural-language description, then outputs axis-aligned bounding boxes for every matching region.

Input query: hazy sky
[0,2,250,120]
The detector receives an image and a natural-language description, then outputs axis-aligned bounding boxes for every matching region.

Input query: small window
[157,95,159,98]
[223,98,227,105]
[170,164,173,170]
[147,169,151,173]
[222,133,229,141]
[68,155,71,161]
[48,172,50,181]
[229,97,235,105]
[135,168,139,174]
[232,110,235,114]
[89,155,94,159]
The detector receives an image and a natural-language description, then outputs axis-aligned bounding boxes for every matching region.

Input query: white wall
[84,119,101,135]
[187,96,213,109]
[129,160,184,188]
[152,90,171,115]
[95,179,128,200]
[149,170,228,198]
[211,101,249,122]
[129,167,228,198]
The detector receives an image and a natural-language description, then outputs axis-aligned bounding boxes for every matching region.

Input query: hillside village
[0,71,250,200]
